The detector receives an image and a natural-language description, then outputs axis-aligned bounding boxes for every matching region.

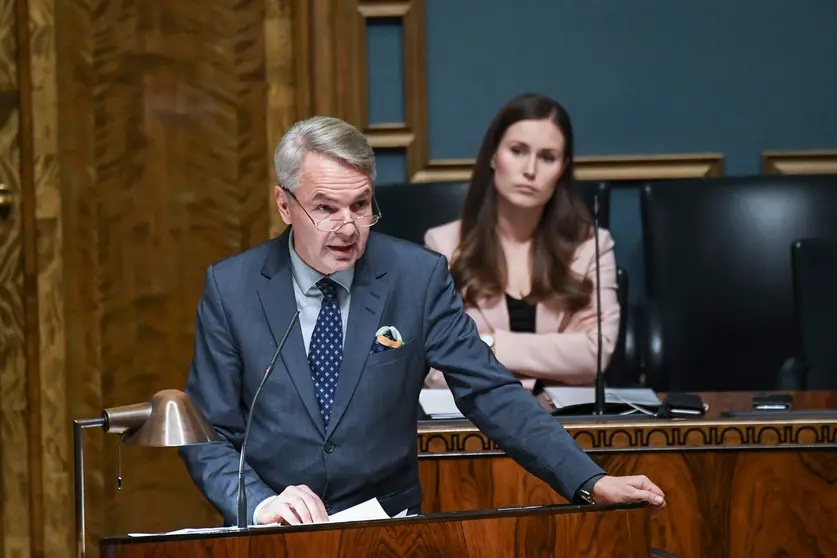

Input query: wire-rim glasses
[283,187,383,233]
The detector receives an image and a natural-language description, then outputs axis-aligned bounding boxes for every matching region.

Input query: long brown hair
[450,93,594,313]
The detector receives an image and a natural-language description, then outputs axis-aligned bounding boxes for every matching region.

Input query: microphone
[236,310,300,529]
[592,193,606,416]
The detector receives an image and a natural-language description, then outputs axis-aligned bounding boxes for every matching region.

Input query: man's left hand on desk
[589,475,666,513]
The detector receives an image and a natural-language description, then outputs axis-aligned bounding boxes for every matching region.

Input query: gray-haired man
[179,116,665,526]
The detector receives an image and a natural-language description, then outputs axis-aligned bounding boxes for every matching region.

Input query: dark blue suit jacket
[179,228,604,524]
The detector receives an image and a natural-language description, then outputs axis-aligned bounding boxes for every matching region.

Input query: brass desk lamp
[73,389,220,558]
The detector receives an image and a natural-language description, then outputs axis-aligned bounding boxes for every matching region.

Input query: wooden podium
[100,502,650,557]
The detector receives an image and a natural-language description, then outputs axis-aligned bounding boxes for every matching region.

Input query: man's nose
[335,216,358,235]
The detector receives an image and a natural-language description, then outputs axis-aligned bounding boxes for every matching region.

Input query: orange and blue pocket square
[370,325,404,354]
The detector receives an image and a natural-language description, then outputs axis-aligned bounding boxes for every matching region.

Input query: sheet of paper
[246,497,391,529]
[128,498,391,536]
[543,386,661,410]
[327,497,390,523]
[128,526,238,537]
[419,389,463,419]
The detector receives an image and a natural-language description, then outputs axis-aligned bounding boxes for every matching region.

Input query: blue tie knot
[317,278,339,300]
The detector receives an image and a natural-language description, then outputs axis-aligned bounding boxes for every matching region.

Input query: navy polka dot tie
[309,278,343,426]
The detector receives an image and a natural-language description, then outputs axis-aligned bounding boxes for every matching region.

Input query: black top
[505,294,536,333]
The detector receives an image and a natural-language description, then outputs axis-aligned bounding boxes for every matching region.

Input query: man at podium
[179,116,666,526]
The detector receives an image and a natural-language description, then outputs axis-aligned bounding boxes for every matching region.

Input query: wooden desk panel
[417,391,837,558]
[102,503,650,558]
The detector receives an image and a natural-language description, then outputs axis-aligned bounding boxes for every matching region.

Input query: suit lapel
[257,231,325,437]
[326,250,389,438]
[536,301,566,333]
[476,295,509,332]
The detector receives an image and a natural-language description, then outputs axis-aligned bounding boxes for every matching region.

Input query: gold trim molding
[762,150,837,175]
[310,0,724,183]
[410,154,725,184]
[416,417,837,455]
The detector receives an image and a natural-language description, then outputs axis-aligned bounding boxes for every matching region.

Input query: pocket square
[370,325,404,354]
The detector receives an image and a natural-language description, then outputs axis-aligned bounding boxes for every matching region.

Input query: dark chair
[373,180,610,244]
[640,174,837,392]
[373,181,468,245]
[373,180,638,385]
[789,237,837,389]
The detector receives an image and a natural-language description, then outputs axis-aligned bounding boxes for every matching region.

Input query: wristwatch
[577,487,595,505]
[480,333,495,348]
[574,473,606,504]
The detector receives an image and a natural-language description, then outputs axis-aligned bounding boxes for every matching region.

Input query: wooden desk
[417,391,837,558]
[101,503,650,558]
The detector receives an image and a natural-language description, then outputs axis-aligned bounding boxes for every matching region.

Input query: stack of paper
[418,386,661,420]
[543,386,661,412]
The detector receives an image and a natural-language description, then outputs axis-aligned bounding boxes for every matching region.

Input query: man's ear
[276,185,292,225]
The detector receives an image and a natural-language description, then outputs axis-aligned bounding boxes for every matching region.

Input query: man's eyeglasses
[283,188,383,233]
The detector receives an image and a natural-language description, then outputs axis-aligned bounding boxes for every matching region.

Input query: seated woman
[424,93,620,389]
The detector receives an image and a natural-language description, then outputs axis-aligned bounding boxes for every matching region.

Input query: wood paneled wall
[1,2,33,557]
[0,0,307,556]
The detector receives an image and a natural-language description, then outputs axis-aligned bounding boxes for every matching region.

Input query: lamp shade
[102,389,220,447]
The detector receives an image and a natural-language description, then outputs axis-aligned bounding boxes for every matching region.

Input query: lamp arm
[74,417,106,558]
[73,389,218,558]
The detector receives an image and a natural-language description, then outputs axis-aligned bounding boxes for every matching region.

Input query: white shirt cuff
[253,495,276,524]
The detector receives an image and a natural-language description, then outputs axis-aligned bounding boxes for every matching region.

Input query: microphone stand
[542,192,653,422]
[593,193,606,416]
[236,311,300,529]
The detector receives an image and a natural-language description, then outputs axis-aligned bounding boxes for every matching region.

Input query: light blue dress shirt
[287,229,353,353]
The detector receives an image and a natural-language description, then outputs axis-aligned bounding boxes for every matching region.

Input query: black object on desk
[720,392,837,418]
[656,392,707,419]
[752,393,793,411]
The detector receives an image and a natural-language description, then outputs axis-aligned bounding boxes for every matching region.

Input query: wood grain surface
[417,392,837,558]
[1,2,33,557]
[2,0,299,556]
[28,0,69,555]
[100,504,650,558]
[63,0,289,553]
[266,0,297,239]
[419,449,837,558]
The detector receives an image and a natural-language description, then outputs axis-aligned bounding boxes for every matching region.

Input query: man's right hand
[255,485,329,525]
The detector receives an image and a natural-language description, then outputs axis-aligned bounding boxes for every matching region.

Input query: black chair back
[641,174,837,391]
[791,237,837,389]
[373,181,467,245]
[373,180,611,245]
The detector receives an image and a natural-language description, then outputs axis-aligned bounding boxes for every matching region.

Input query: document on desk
[246,497,391,528]
[419,386,662,420]
[327,497,391,523]
[543,386,661,412]
[128,526,238,537]
[128,498,392,536]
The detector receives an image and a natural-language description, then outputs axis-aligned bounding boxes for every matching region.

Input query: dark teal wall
[367,1,837,302]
